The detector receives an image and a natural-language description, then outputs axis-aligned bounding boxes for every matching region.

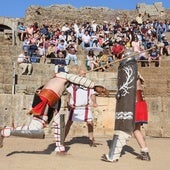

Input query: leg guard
[1,116,47,139]
[10,116,46,139]
[102,130,131,162]
[53,113,65,152]
[10,129,45,139]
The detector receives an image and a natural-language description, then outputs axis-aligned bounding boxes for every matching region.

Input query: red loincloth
[29,89,60,116]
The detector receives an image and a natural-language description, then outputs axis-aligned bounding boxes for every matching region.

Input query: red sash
[29,89,60,116]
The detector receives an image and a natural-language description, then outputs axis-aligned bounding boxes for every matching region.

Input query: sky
[0,0,170,18]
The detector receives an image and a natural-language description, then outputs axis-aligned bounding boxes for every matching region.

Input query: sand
[0,134,170,170]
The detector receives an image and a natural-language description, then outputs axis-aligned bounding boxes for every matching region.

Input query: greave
[2,116,46,138]
[107,130,131,161]
[53,113,65,152]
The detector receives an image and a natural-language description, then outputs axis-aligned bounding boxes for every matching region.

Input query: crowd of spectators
[17,14,170,75]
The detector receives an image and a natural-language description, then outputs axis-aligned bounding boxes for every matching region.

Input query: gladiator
[101,56,138,162]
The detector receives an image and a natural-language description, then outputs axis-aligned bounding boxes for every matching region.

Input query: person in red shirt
[111,40,125,59]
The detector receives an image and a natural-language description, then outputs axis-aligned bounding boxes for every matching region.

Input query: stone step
[139,68,170,79]
[144,79,170,96]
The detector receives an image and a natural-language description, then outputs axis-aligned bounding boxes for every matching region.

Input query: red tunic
[135,90,148,123]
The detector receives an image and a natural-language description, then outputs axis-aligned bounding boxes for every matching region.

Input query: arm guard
[57,72,95,88]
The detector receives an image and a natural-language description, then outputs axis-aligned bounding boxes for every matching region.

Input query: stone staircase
[1,43,170,97]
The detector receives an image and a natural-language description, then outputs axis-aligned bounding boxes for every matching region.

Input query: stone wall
[0,93,170,137]
[0,94,116,136]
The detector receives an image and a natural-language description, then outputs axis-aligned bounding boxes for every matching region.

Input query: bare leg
[87,121,96,147]
[133,123,151,161]
[133,124,147,149]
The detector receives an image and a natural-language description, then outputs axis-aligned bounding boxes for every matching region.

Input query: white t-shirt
[82,34,91,43]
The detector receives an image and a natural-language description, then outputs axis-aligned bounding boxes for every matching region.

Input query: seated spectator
[58,31,66,41]
[38,43,46,63]
[65,43,78,65]
[131,37,141,53]
[82,30,92,49]
[27,41,39,63]
[162,37,170,56]
[22,37,30,53]
[26,24,34,38]
[54,50,68,73]
[146,37,155,49]
[138,46,149,67]
[76,28,83,45]
[86,49,98,70]
[111,40,125,59]
[17,51,33,75]
[39,24,49,38]
[148,45,160,67]
[32,22,39,34]
[91,32,98,47]
[67,31,76,43]
[96,50,109,71]
[57,39,67,52]
[17,22,27,41]
[136,13,143,26]
[46,43,56,64]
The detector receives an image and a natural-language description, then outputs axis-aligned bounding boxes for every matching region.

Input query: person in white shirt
[64,70,98,147]
[17,51,33,75]
[81,30,92,49]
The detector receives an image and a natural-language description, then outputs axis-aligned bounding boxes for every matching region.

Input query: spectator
[17,22,27,41]
[17,51,33,75]
[46,43,56,64]
[148,45,161,67]
[32,22,39,34]
[38,43,46,63]
[26,24,34,38]
[131,37,141,53]
[96,50,109,71]
[54,50,68,73]
[86,50,98,70]
[65,43,78,65]
[57,39,67,52]
[82,30,92,49]
[136,13,143,26]
[76,27,83,45]
[28,41,39,63]
[162,37,170,56]
[22,37,30,53]
[138,45,149,67]
[111,40,125,59]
